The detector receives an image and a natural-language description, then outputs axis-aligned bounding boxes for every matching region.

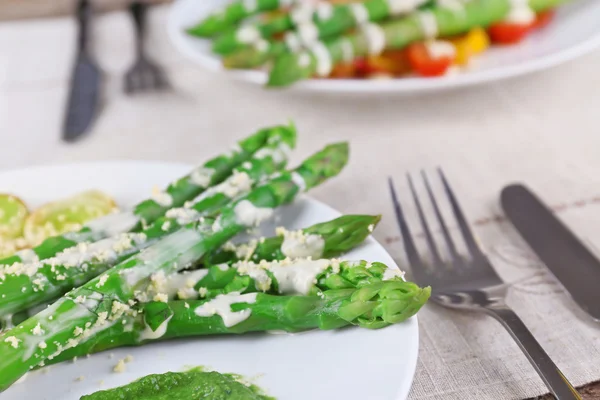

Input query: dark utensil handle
[76,0,92,54]
[484,306,582,400]
[130,1,147,56]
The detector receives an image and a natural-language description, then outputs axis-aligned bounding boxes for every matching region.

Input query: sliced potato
[0,194,29,239]
[23,190,118,246]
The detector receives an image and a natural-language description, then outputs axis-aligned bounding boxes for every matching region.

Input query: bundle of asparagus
[0,124,296,320]
[188,0,570,86]
[0,123,430,393]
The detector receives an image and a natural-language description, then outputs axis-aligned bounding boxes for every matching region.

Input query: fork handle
[130,1,147,56]
[484,306,581,400]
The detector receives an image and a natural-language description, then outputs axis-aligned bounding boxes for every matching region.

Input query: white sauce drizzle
[153,269,209,299]
[281,233,325,259]
[298,52,312,67]
[363,23,386,55]
[424,40,456,59]
[310,41,332,77]
[255,39,269,52]
[316,2,334,20]
[242,0,258,12]
[234,200,274,227]
[349,3,369,25]
[504,0,536,24]
[340,39,354,62]
[291,172,306,192]
[85,211,139,236]
[120,229,204,288]
[236,26,261,44]
[16,249,38,263]
[383,267,405,281]
[165,208,201,225]
[151,191,173,208]
[194,292,258,327]
[387,0,424,15]
[254,143,292,164]
[189,167,214,188]
[437,0,467,12]
[290,4,314,25]
[298,23,319,46]
[285,32,302,52]
[270,259,331,295]
[195,170,253,202]
[417,11,439,38]
[138,315,173,341]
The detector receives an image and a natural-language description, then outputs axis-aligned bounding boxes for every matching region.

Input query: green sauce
[80,368,273,400]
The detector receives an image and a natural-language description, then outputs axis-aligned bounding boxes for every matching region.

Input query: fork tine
[407,173,444,266]
[388,178,424,269]
[421,170,461,264]
[438,168,484,259]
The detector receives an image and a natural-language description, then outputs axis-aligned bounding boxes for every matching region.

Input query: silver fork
[124,1,169,94]
[388,169,581,400]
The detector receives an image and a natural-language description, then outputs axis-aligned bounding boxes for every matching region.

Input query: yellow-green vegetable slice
[0,194,28,240]
[23,190,117,246]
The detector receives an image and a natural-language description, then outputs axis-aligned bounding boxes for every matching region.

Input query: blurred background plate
[167,0,600,94]
[0,161,419,400]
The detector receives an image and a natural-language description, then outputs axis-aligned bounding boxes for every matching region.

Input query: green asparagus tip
[339,281,430,329]
[267,52,314,88]
[185,16,229,38]
[212,32,244,55]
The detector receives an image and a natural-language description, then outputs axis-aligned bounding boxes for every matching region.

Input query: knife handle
[76,0,92,54]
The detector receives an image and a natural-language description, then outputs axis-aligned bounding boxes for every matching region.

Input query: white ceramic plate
[0,161,419,400]
[167,0,600,94]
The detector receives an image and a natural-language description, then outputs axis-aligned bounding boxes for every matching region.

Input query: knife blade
[62,0,101,142]
[501,184,600,321]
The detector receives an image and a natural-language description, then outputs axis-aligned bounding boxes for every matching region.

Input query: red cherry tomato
[406,43,453,77]
[532,9,556,30]
[487,22,532,45]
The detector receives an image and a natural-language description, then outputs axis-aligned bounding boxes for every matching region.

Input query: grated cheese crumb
[96,275,109,288]
[4,336,20,348]
[32,323,44,336]
[38,341,47,349]
[198,287,208,298]
[153,293,168,303]
[113,359,127,373]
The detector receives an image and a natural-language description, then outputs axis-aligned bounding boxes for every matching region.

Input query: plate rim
[166,0,600,94]
[0,160,420,400]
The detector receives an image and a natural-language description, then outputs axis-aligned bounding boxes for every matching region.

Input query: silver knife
[62,0,101,142]
[501,184,600,321]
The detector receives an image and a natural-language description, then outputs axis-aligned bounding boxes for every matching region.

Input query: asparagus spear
[49,278,430,363]
[0,142,349,391]
[205,214,381,266]
[165,258,404,301]
[267,0,570,87]
[214,0,431,56]
[187,0,296,38]
[0,126,279,266]
[0,127,296,318]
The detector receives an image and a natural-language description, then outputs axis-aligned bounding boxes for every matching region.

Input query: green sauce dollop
[80,368,273,400]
